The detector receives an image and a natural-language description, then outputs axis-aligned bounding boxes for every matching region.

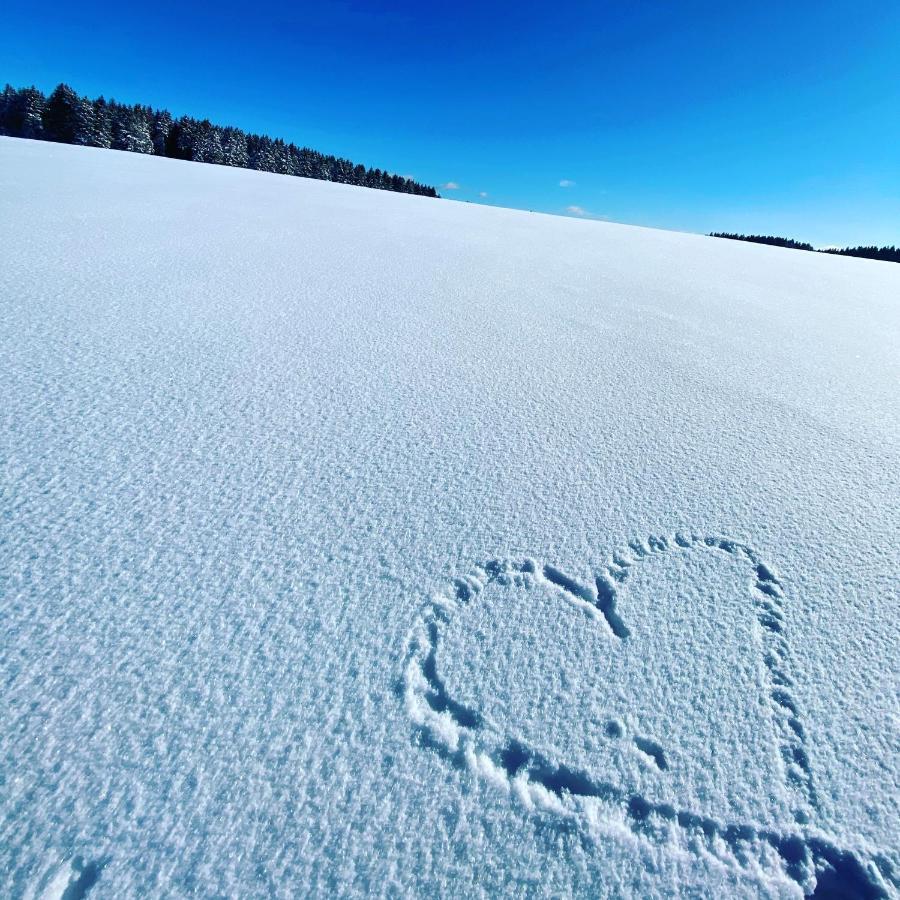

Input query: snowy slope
[1,136,898,898]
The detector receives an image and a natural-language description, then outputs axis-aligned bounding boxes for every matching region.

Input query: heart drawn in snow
[401,533,894,898]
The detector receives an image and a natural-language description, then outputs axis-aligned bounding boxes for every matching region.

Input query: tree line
[819,245,900,264]
[0,83,439,198]
[710,232,898,264]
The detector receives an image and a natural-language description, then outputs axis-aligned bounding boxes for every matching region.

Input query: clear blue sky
[3,0,899,245]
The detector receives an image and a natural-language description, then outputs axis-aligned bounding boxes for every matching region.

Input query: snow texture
[1,137,899,898]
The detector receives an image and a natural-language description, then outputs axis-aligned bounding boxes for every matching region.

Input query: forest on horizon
[0,83,439,198]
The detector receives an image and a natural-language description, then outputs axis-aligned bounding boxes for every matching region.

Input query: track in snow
[402,533,895,897]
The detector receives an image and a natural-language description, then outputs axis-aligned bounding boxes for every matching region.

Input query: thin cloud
[441,181,460,190]
[565,205,607,220]
[559,179,576,188]
[479,191,488,198]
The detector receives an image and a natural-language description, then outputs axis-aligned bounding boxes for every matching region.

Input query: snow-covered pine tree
[247,134,276,172]
[285,144,303,177]
[0,85,17,136]
[44,84,90,144]
[171,116,199,160]
[333,158,354,184]
[151,110,173,156]
[221,127,248,167]
[193,121,225,164]
[7,86,46,139]
[1,82,440,197]
[110,103,153,154]
[296,148,316,179]
[88,97,112,148]
[270,139,292,175]
[313,153,331,181]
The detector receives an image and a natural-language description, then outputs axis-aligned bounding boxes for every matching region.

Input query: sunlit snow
[1,137,898,898]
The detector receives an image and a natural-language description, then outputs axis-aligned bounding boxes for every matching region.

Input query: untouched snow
[1,136,898,898]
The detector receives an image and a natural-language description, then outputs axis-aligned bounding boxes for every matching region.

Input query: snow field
[1,137,898,897]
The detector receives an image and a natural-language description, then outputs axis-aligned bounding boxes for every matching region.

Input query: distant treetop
[819,245,900,264]
[709,232,898,264]
[709,232,814,251]
[0,83,440,199]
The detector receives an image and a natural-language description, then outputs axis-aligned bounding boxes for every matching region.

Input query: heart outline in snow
[401,533,895,898]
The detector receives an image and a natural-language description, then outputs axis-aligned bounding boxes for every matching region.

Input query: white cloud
[565,205,608,220]
[479,191,488,198]
[441,181,460,190]
[559,179,575,188]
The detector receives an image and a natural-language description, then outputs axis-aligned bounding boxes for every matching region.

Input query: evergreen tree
[110,102,153,154]
[0,82,440,197]
[21,87,46,139]
[4,86,47,139]
[43,84,91,144]
[313,152,332,181]
[151,110,173,156]
[0,85,17,135]
[171,115,200,160]
[89,97,112,148]
[294,147,314,178]
[247,134,276,172]
[271,139,292,175]
[822,245,900,263]
[710,233,899,265]
[709,232,814,251]
[221,126,248,167]
[192,121,225,164]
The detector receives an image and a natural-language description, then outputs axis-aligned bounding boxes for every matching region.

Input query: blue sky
[3,0,899,245]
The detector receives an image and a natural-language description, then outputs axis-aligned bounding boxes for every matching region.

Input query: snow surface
[1,136,899,898]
